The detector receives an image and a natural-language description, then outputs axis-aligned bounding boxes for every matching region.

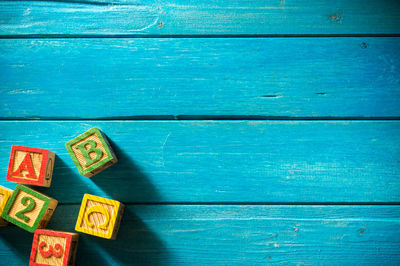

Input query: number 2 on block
[15,196,36,222]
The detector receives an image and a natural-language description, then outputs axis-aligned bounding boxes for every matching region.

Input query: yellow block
[75,194,124,239]
[0,186,13,226]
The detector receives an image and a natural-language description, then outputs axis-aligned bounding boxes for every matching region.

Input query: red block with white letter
[6,145,55,188]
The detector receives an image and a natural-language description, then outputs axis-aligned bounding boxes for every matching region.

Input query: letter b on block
[65,127,117,177]
[74,139,103,167]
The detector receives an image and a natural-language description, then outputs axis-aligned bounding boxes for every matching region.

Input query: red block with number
[6,145,55,187]
[30,229,79,266]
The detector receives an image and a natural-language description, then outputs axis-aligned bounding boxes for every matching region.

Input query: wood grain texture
[1,205,400,265]
[1,38,400,118]
[1,0,400,35]
[6,145,55,187]
[75,194,124,239]
[30,229,79,266]
[66,127,118,177]
[1,0,399,264]
[0,186,13,226]
[0,121,398,203]
[1,184,58,232]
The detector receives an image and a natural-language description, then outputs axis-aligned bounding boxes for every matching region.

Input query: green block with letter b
[65,127,118,177]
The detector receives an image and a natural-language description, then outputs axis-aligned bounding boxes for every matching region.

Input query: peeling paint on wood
[0,121,399,203]
[1,0,400,35]
[1,205,400,265]
[1,38,400,118]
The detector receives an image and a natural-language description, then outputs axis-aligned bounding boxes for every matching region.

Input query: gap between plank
[1,116,400,121]
[1,34,400,39]
[59,202,400,206]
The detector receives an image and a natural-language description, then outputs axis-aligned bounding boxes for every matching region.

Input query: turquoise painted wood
[0,121,399,203]
[1,0,400,35]
[1,38,400,118]
[1,0,399,264]
[1,205,399,265]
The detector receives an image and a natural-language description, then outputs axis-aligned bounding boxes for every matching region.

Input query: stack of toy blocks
[65,128,124,239]
[1,127,124,265]
[2,145,58,232]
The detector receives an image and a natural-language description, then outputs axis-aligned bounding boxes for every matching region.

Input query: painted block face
[30,229,79,266]
[0,186,13,226]
[65,127,117,177]
[75,194,124,239]
[1,184,58,232]
[7,145,55,187]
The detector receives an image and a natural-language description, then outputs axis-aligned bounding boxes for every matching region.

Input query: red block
[6,145,55,187]
[30,229,79,266]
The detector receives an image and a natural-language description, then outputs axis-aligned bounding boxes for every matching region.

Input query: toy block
[7,145,55,187]
[0,185,13,226]
[1,184,58,233]
[75,194,124,239]
[30,229,79,266]
[65,127,117,177]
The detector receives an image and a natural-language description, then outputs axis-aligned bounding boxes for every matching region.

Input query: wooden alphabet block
[65,127,117,177]
[75,194,124,239]
[7,145,55,187]
[0,185,13,226]
[30,229,79,266]
[1,184,58,232]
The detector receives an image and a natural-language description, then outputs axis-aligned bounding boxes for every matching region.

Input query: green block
[65,127,118,177]
[1,184,56,233]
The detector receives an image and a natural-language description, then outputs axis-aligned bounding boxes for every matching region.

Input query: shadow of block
[75,207,168,266]
[91,138,162,203]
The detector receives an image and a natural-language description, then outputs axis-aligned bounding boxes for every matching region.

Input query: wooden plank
[1,38,400,118]
[1,205,399,264]
[1,0,400,35]
[0,121,399,203]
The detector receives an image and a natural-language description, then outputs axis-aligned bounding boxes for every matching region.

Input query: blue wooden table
[1,1,400,265]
